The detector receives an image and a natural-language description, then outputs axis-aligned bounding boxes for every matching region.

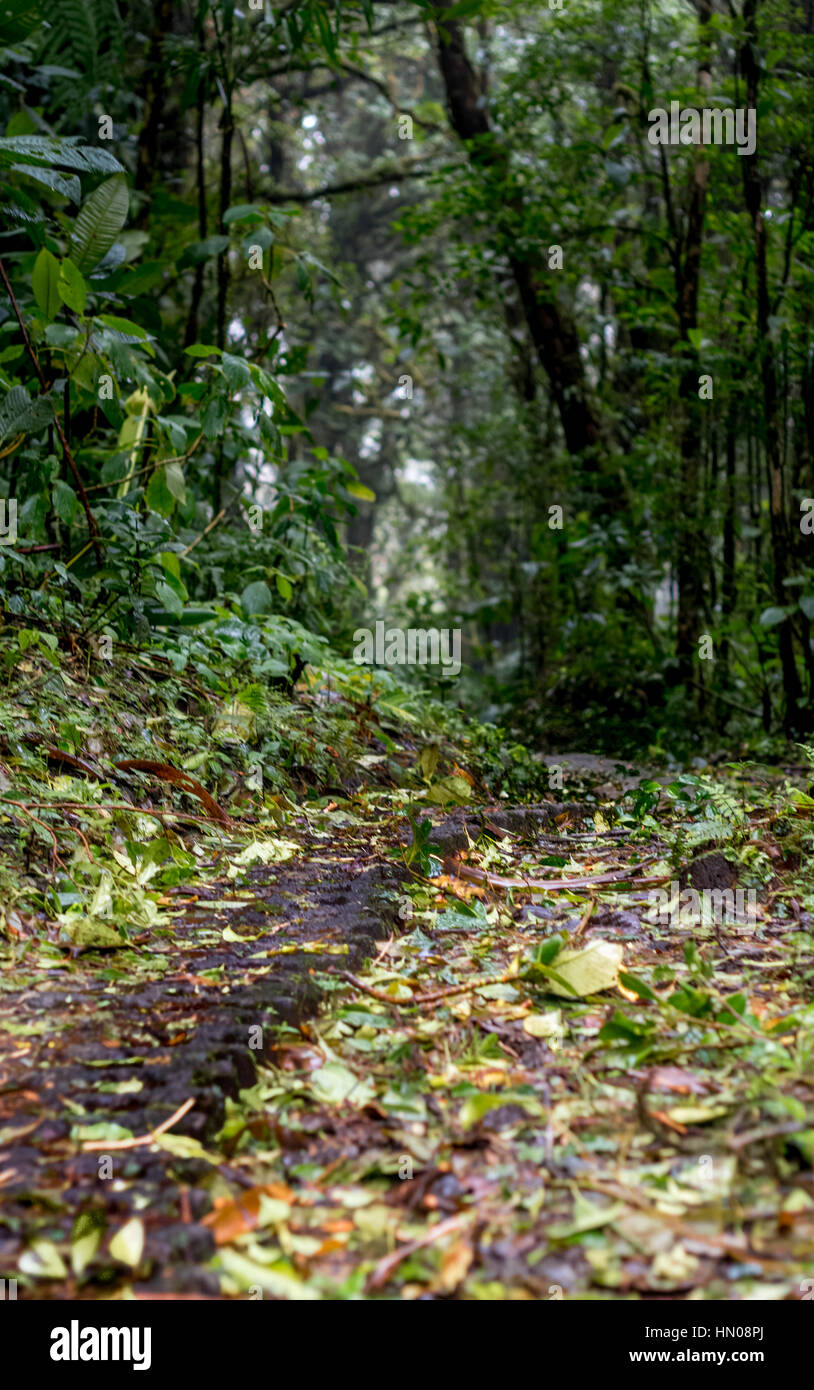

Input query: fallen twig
[336,967,517,1009]
[443,854,665,892]
[366,1213,471,1292]
[81,1097,196,1151]
[727,1119,813,1152]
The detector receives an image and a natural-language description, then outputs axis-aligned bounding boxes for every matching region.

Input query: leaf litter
[1,674,813,1301]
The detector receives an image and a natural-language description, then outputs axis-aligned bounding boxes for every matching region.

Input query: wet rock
[680,850,738,893]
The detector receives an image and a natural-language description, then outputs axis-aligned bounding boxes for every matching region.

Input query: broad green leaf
[184,343,221,357]
[218,1248,321,1300]
[241,579,273,615]
[52,479,79,524]
[11,163,80,201]
[759,606,790,628]
[223,203,264,224]
[71,1213,104,1277]
[159,550,182,580]
[164,460,186,502]
[154,1133,220,1162]
[522,1010,562,1038]
[202,394,227,438]
[57,258,87,315]
[57,918,125,949]
[145,467,175,517]
[32,247,62,319]
[0,384,55,442]
[0,135,122,175]
[70,174,129,273]
[180,235,230,265]
[94,313,149,340]
[155,580,184,616]
[619,971,658,1001]
[242,226,273,253]
[310,1062,375,1107]
[547,1194,626,1240]
[70,1121,133,1142]
[221,352,251,389]
[425,775,472,806]
[347,480,376,502]
[458,1092,541,1129]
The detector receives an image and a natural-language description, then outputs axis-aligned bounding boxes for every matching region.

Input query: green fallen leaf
[155,1133,220,1163]
[71,1213,104,1277]
[71,1122,134,1143]
[109,1217,145,1268]
[19,1239,67,1279]
[57,918,126,950]
[310,1061,375,1107]
[545,939,624,998]
[218,1248,321,1300]
[547,1193,627,1240]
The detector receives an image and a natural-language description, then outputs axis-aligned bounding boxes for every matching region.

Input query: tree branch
[266,160,437,203]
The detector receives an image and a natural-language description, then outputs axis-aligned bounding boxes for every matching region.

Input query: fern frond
[61,0,98,81]
[683,818,738,850]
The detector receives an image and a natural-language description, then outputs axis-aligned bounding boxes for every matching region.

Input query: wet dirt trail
[2,764,813,1302]
[0,825,403,1297]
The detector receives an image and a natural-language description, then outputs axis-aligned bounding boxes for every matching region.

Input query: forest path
[1,765,813,1300]
[0,823,403,1297]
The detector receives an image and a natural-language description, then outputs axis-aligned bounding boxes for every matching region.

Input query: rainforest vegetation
[1,0,814,1318]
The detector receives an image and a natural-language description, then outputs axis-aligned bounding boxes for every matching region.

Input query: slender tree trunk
[720,401,737,675]
[184,45,209,349]
[216,89,234,353]
[674,0,712,690]
[431,3,602,461]
[740,0,802,730]
[134,0,175,218]
[212,31,234,513]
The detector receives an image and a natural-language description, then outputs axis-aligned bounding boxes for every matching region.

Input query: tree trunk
[184,32,209,350]
[134,0,175,217]
[674,0,712,689]
[740,0,802,730]
[432,3,601,461]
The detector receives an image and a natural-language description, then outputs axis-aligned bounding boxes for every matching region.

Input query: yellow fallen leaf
[546,940,623,998]
[666,1103,731,1125]
[109,1217,144,1268]
[522,1010,562,1037]
[434,1237,474,1293]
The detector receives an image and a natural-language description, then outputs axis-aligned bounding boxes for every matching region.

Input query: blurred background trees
[1,0,813,752]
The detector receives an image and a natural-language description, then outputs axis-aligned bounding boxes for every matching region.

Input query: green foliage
[2,0,814,754]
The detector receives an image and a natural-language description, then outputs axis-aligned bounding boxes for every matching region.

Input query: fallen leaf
[109,1217,145,1268]
[546,940,624,998]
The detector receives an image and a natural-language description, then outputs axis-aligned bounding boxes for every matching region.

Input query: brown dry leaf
[648,1066,710,1096]
[115,758,232,825]
[203,1182,294,1245]
[433,1237,474,1293]
[435,873,485,900]
[650,1109,688,1134]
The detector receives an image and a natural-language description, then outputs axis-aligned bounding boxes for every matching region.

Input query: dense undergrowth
[0,607,550,947]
